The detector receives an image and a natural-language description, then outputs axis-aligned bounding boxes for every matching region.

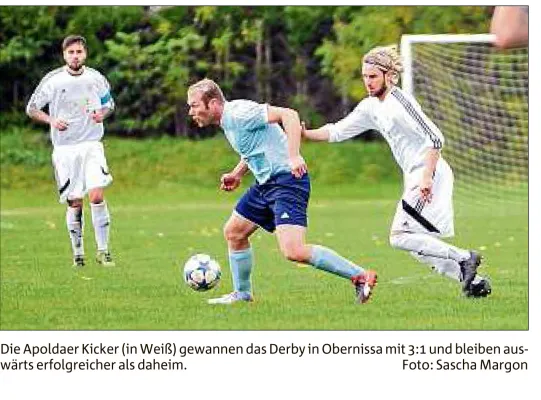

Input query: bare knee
[223,223,250,249]
[88,189,104,204]
[68,199,83,209]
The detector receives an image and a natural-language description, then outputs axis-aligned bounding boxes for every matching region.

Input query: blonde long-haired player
[302,45,491,298]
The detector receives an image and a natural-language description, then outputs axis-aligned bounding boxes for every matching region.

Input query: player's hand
[419,175,433,203]
[220,173,241,192]
[92,110,105,123]
[289,155,307,179]
[300,121,307,138]
[50,118,69,131]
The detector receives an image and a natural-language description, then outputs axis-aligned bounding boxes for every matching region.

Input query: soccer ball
[183,254,221,291]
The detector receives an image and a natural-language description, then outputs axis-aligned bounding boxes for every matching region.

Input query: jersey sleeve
[26,76,54,114]
[229,100,268,131]
[97,73,114,110]
[327,100,377,142]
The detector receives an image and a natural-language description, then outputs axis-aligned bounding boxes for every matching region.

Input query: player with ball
[187,79,377,305]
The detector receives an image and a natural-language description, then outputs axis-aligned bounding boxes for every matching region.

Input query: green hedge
[1,128,401,190]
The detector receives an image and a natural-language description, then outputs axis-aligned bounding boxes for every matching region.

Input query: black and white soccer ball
[183,254,221,291]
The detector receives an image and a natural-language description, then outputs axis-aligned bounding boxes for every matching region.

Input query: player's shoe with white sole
[207,291,253,305]
[466,278,492,298]
[96,251,116,267]
[72,255,85,269]
[459,251,482,294]
[351,270,378,304]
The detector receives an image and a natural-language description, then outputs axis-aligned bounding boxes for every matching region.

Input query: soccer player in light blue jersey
[187,79,377,305]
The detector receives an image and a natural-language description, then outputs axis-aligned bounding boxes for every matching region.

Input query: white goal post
[400,34,528,205]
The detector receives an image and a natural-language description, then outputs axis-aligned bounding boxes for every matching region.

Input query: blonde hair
[188,78,226,105]
[363,45,403,84]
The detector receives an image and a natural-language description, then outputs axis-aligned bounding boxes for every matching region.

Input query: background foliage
[0,6,491,138]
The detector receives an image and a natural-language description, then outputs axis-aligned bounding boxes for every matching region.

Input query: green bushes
[1,129,400,190]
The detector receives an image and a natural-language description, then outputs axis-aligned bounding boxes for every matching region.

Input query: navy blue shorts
[235,173,310,232]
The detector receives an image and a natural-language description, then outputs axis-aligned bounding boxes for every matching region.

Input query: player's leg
[88,187,114,266]
[85,142,114,266]
[274,225,377,304]
[409,252,491,297]
[390,160,484,294]
[270,172,377,303]
[390,231,473,264]
[225,212,259,293]
[209,185,268,305]
[409,251,461,280]
[53,146,85,268]
[66,199,85,268]
[207,213,259,304]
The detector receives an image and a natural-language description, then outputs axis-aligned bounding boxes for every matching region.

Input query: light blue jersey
[221,100,290,184]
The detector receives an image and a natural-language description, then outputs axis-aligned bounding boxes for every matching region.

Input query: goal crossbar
[401,34,496,95]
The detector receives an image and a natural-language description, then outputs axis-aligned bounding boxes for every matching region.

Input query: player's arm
[418,114,444,203]
[221,159,248,192]
[420,149,440,202]
[267,105,307,178]
[96,106,114,120]
[301,123,331,141]
[302,101,374,143]
[231,159,249,177]
[490,6,528,49]
[92,74,115,123]
[26,80,68,131]
[26,104,53,125]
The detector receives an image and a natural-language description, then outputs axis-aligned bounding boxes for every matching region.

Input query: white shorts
[391,158,455,238]
[52,141,113,204]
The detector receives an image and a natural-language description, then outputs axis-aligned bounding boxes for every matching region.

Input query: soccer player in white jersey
[302,46,491,298]
[187,79,377,305]
[26,35,115,268]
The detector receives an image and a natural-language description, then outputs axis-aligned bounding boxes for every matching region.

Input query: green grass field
[0,182,528,330]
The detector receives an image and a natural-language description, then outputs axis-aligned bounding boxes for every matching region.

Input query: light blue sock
[229,247,253,293]
[308,245,364,279]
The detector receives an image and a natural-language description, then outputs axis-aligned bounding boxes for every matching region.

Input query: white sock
[410,252,484,283]
[91,201,110,252]
[390,232,471,263]
[66,206,84,257]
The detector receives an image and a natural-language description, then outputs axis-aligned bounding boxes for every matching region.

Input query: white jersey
[26,66,114,147]
[325,86,444,173]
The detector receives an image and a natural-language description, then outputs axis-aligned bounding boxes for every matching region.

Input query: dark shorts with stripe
[235,172,310,232]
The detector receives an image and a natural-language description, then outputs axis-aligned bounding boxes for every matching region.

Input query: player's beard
[68,61,84,73]
[372,81,387,98]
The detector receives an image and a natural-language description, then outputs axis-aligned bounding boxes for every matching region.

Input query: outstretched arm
[301,122,331,141]
[301,101,374,143]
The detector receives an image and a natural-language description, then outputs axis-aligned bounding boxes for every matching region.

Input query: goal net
[400,34,528,206]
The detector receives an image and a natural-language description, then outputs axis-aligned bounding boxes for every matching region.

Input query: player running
[302,45,491,298]
[187,78,377,305]
[26,35,115,268]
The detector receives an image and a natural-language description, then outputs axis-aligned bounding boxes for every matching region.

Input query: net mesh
[408,41,528,206]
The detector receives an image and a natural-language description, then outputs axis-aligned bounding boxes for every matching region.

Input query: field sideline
[0,183,528,330]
